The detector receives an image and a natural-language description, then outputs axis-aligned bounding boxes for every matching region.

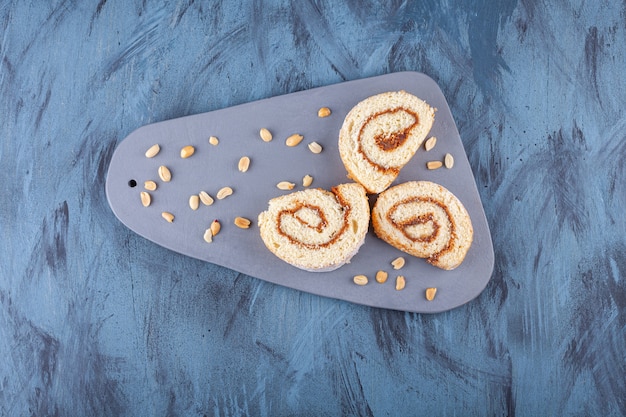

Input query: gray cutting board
[106,71,494,313]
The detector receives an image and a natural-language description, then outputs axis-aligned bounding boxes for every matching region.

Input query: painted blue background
[1,1,625,416]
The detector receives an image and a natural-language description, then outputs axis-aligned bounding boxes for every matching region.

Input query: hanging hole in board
[128,179,137,188]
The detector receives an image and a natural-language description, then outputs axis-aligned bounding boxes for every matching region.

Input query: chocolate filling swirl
[387,196,457,263]
[357,107,420,174]
[276,189,351,249]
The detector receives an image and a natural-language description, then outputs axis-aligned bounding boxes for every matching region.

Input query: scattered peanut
[259,128,273,142]
[203,228,213,243]
[161,212,174,223]
[427,160,443,170]
[158,165,172,182]
[308,142,322,154]
[277,181,295,190]
[391,257,405,270]
[234,217,251,229]
[199,191,214,206]
[144,180,157,191]
[424,137,437,151]
[353,275,368,286]
[444,153,454,169]
[140,191,151,207]
[425,287,438,301]
[209,136,219,146]
[238,156,250,172]
[285,133,304,147]
[216,186,233,200]
[189,195,200,210]
[318,107,331,118]
[302,174,313,187]
[375,270,388,283]
[145,144,160,158]
[180,145,195,158]
[395,275,406,291]
[210,219,221,237]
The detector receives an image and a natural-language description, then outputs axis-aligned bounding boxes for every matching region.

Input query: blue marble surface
[1,1,624,416]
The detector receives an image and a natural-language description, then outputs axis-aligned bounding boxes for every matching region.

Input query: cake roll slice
[372,181,473,270]
[258,183,369,272]
[339,91,435,194]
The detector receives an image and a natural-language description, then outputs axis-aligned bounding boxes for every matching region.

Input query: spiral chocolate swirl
[358,108,420,175]
[277,199,345,249]
[372,181,473,270]
[339,91,435,194]
[258,183,369,272]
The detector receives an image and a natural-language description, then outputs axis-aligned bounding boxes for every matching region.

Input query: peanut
[424,137,437,151]
[199,191,214,206]
[425,287,438,301]
[286,134,304,147]
[234,217,251,229]
[216,187,233,200]
[318,107,331,118]
[140,192,151,207]
[145,144,160,158]
[353,275,368,286]
[395,275,406,291]
[158,165,172,182]
[375,270,388,283]
[444,153,454,169]
[189,195,200,210]
[277,181,295,190]
[308,142,322,154]
[144,180,157,191]
[259,128,273,142]
[238,156,250,172]
[203,228,213,243]
[210,220,221,237]
[427,161,443,170]
[391,257,405,270]
[180,145,195,158]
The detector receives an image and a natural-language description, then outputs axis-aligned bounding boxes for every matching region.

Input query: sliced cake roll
[339,90,435,194]
[372,181,473,270]
[258,183,370,272]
